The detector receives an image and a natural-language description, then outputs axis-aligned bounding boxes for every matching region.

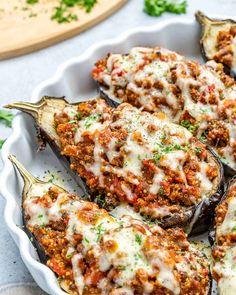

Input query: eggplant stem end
[4,100,46,117]
[8,155,42,185]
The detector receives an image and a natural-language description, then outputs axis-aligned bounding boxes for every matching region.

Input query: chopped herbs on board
[26,0,97,23]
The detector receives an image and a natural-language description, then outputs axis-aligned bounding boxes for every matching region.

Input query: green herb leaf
[62,0,97,13]
[51,0,97,24]
[194,146,202,156]
[84,237,90,244]
[144,0,187,17]
[159,186,164,195]
[26,0,38,4]
[0,139,6,149]
[180,120,199,133]
[84,113,101,129]
[66,251,75,259]
[0,110,14,127]
[51,3,78,23]
[135,234,142,245]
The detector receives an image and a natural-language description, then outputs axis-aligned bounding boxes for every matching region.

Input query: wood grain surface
[0,0,127,60]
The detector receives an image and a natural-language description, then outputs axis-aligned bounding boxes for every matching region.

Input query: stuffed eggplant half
[6,97,224,234]
[212,176,236,295]
[9,155,211,295]
[196,11,236,76]
[92,46,236,175]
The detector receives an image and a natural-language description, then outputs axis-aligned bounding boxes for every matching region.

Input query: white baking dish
[0,15,225,294]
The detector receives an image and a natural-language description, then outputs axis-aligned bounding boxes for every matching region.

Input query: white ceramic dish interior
[0,15,228,294]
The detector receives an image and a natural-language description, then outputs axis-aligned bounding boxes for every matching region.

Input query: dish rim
[0,14,232,295]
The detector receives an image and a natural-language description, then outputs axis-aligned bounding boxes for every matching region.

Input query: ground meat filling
[212,180,236,294]
[214,26,236,69]
[92,47,236,170]
[54,99,219,226]
[25,186,210,295]
[215,182,236,245]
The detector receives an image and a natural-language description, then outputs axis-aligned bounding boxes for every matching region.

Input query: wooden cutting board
[0,0,127,60]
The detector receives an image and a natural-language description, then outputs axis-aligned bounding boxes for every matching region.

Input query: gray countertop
[0,0,236,293]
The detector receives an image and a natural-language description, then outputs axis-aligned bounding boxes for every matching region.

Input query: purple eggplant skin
[159,146,225,236]
[188,147,224,236]
[209,175,236,246]
[5,96,225,235]
[222,163,236,178]
[196,10,236,79]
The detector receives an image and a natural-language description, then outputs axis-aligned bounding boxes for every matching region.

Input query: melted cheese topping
[24,186,209,295]
[214,182,236,295]
[94,46,236,170]
[213,246,236,295]
[217,196,236,237]
[71,102,215,214]
[216,183,236,241]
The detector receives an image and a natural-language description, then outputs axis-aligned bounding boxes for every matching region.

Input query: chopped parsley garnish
[26,0,38,4]
[63,0,97,13]
[66,251,75,259]
[48,173,56,183]
[51,4,78,23]
[198,132,208,142]
[180,120,199,133]
[200,107,210,114]
[95,195,106,207]
[152,142,187,163]
[84,113,101,129]
[117,265,126,270]
[0,110,14,127]
[159,186,164,195]
[231,226,236,232]
[194,146,202,156]
[92,223,105,243]
[134,252,142,260]
[153,153,161,163]
[68,119,77,124]
[0,139,6,149]
[84,237,90,244]
[38,214,43,218]
[51,0,97,23]
[135,234,142,245]
[144,0,187,17]
[77,112,82,120]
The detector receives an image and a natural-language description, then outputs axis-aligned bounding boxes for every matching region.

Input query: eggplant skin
[188,147,224,236]
[196,11,236,77]
[222,163,236,178]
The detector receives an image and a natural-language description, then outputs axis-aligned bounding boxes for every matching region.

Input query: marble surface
[0,0,236,293]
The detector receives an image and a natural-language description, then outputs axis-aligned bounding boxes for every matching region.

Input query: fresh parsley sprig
[144,0,187,17]
[0,139,6,149]
[0,110,14,128]
[0,110,14,150]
